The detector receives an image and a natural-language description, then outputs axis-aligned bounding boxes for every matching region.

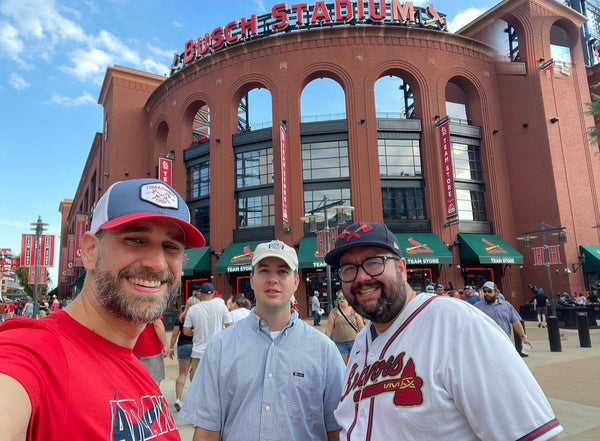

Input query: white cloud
[172,21,183,29]
[447,8,487,33]
[0,21,22,60]
[49,91,96,106]
[9,72,29,90]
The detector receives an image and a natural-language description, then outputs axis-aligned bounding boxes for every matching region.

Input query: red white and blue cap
[325,221,402,267]
[90,178,205,248]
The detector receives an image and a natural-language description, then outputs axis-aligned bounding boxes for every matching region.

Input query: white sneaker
[174,399,182,412]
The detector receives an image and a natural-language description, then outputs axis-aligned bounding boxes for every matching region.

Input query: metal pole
[541,222,561,351]
[323,196,333,313]
[31,216,47,320]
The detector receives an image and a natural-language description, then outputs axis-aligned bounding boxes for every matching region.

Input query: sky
[0,0,499,288]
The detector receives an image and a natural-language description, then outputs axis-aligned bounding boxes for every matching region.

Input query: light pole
[518,222,567,352]
[30,216,48,319]
[301,196,354,312]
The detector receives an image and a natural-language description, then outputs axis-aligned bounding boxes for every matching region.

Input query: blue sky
[0,0,498,288]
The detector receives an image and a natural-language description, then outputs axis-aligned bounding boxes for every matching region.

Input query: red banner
[437,117,457,219]
[28,266,47,285]
[159,157,173,187]
[532,245,562,265]
[67,234,75,276]
[280,122,289,230]
[20,234,36,267]
[41,235,55,267]
[75,215,87,267]
[60,246,68,283]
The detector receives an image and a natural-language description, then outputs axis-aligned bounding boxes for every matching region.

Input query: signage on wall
[171,1,447,72]
[436,116,457,220]
[280,122,290,232]
[159,157,173,187]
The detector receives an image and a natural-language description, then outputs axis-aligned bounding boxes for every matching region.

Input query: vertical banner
[533,247,544,266]
[437,116,457,219]
[74,215,87,267]
[41,235,55,267]
[548,245,562,264]
[159,157,173,186]
[329,226,339,246]
[20,234,36,267]
[280,122,289,231]
[540,58,554,79]
[67,234,75,276]
[317,230,326,257]
[60,246,68,283]
[28,266,47,285]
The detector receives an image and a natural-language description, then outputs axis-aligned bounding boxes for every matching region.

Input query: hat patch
[140,183,179,209]
[268,240,286,251]
[339,222,374,242]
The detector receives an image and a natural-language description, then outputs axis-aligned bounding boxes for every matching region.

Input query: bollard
[546,316,562,352]
[577,312,592,348]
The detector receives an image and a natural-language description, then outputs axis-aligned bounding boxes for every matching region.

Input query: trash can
[577,312,592,348]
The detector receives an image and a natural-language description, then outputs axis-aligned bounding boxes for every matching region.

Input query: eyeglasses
[337,255,400,282]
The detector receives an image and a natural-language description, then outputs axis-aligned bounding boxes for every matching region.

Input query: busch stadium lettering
[172,1,447,71]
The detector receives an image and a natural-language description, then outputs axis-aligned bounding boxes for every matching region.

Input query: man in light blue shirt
[180,240,345,441]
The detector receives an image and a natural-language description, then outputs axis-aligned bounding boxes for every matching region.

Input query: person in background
[50,296,61,313]
[133,317,169,386]
[474,281,532,349]
[169,296,200,411]
[311,290,322,326]
[533,287,548,328]
[0,177,205,440]
[324,221,561,441]
[461,285,480,305]
[183,282,232,381]
[180,239,345,441]
[228,294,251,324]
[575,292,588,306]
[325,291,365,364]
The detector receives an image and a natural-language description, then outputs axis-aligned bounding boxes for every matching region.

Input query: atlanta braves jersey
[335,294,562,441]
[0,311,180,441]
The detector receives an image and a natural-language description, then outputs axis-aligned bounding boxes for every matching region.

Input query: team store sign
[173,1,447,69]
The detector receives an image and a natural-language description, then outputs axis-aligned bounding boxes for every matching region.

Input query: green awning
[580,245,600,272]
[182,247,212,276]
[70,271,86,287]
[298,237,327,269]
[458,234,523,265]
[395,233,453,265]
[215,241,265,273]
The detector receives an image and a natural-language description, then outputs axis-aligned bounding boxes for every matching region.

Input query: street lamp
[30,216,48,319]
[518,222,567,352]
[300,196,354,312]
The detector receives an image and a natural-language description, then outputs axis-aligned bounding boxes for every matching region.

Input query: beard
[94,251,180,324]
[484,293,497,304]
[347,270,407,324]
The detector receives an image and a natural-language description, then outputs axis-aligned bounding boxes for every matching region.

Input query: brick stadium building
[58,0,600,317]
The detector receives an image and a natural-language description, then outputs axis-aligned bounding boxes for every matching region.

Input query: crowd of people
[0,295,72,322]
[0,178,566,441]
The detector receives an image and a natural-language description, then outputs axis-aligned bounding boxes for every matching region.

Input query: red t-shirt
[133,321,164,357]
[0,311,180,441]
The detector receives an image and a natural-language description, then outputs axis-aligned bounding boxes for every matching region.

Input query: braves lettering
[110,393,177,440]
[341,352,424,406]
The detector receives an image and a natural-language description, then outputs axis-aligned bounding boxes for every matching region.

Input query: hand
[168,348,175,359]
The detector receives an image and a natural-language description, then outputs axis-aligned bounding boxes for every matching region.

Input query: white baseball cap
[252,240,298,271]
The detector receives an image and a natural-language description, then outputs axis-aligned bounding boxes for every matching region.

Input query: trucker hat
[324,221,402,267]
[252,240,298,271]
[90,178,205,248]
[482,281,497,291]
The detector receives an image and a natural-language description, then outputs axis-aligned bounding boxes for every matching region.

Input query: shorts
[335,340,355,356]
[137,353,165,382]
[537,306,548,315]
[177,343,193,361]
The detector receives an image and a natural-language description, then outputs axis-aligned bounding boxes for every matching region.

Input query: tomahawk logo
[339,222,373,242]
[341,352,424,407]
[110,393,177,440]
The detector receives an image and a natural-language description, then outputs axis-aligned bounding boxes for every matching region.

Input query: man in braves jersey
[0,178,206,441]
[325,221,562,441]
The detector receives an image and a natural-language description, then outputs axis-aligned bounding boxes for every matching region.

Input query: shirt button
[265,406,271,412]
[268,373,273,378]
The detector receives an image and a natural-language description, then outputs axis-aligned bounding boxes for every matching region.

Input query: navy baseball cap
[90,178,205,248]
[198,282,215,294]
[324,222,402,267]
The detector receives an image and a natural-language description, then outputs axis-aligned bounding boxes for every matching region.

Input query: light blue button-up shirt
[180,309,345,440]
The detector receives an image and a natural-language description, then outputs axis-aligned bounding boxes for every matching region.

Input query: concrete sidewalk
[161,319,600,440]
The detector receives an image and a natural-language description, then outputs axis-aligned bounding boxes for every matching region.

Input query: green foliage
[14,256,48,297]
[585,84,600,146]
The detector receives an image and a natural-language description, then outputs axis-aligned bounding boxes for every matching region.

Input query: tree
[14,257,48,298]
[585,84,600,146]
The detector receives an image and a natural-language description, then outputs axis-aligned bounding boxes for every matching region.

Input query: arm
[512,320,532,346]
[168,323,180,360]
[153,318,170,358]
[324,309,335,338]
[0,373,32,441]
[192,427,220,441]
[183,326,193,336]
[327,430,341,441]
[355,313,365,331]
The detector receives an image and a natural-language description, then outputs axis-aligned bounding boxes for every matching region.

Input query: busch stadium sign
[171,1,447,72]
